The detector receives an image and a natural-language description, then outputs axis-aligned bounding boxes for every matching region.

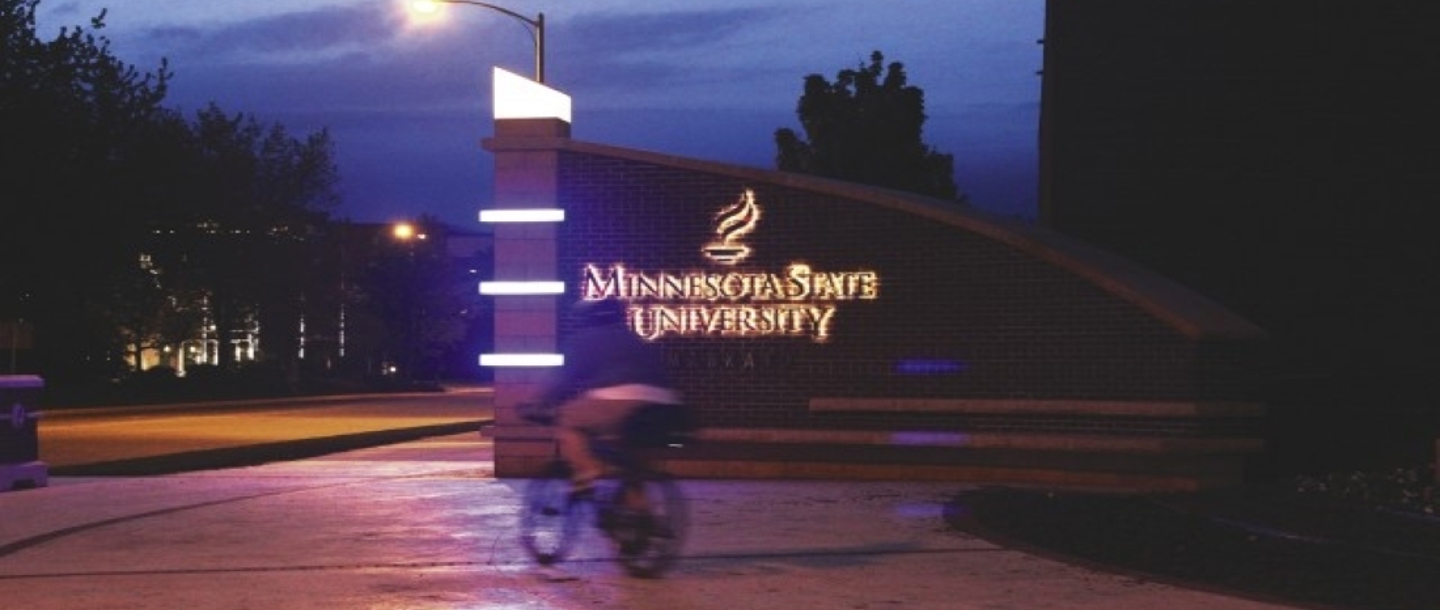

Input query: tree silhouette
[352,218,477,381]
[775,51,963,201]
[2,0,174,380]
[2,0,339,386]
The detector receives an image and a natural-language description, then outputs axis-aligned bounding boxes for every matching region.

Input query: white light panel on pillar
[479,209,565,223]
[494,67,571,122]
[480,354,564,367]
[479,281,565,295]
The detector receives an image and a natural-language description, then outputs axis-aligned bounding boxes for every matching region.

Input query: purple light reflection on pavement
[890,432,969,447]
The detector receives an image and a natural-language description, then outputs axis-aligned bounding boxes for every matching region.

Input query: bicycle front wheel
[518,460,586,566]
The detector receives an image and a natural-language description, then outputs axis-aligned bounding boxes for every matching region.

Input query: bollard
[1,375,48,491]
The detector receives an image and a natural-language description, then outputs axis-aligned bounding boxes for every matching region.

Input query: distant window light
[480,281,565,295]
[480,353,564,367]
[479,209,565,223]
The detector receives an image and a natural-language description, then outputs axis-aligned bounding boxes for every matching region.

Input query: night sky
[34,0,1044,228]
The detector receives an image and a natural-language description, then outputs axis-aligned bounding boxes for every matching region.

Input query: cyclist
[529,298,683,498]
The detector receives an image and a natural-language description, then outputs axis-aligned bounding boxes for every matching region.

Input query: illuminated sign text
[579,189,880,342]
[582,263,877,342]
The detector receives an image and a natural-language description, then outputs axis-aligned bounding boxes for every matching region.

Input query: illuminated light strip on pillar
[479,208,565,223]
[480,353,564,367]
[479,281,565,295]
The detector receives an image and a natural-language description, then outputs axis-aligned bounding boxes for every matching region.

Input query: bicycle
[517,402,693,578]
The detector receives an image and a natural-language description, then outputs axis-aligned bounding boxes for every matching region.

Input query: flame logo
[703,189,760,265]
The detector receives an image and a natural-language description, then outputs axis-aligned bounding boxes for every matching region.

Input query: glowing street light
[410,0,546,83]
[392,222,426,241]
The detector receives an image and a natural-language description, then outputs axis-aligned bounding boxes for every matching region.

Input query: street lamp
[392,222,424,241]
[410,0,545,83]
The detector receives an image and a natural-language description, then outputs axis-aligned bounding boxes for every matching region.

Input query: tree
[96,254,206,375]
[2,0,340,385]
[1,0,174,380]
[775,51,963,202]
[147,104,338,385]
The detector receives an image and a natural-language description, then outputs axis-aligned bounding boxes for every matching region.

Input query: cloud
[140,3,404,63]
[559,6,783,60]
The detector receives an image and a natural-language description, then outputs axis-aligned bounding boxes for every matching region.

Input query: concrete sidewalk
[0,433,1303,610]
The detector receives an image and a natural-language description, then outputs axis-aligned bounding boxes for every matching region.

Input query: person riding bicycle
[529,298,683,497]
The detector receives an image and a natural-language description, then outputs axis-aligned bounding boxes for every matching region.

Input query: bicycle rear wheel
[613,468,688,578]
[519,460,586,566]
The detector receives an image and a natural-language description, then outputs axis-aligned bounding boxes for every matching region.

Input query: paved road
[0,431,1306,610]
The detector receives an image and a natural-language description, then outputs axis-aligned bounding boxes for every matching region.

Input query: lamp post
[411,0,545,83]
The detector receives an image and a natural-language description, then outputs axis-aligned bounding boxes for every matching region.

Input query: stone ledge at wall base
[1,374,49,492]
[649,443,1252,492]
[490,430,1264,493]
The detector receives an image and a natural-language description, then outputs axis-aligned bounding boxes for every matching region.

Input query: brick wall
[557,153,1260,432]
[486,132,1267,490]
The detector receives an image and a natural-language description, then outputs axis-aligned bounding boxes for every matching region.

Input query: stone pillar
[482,73,572,477]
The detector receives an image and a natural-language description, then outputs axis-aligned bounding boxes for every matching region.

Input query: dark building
[1038,1,1440,472]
